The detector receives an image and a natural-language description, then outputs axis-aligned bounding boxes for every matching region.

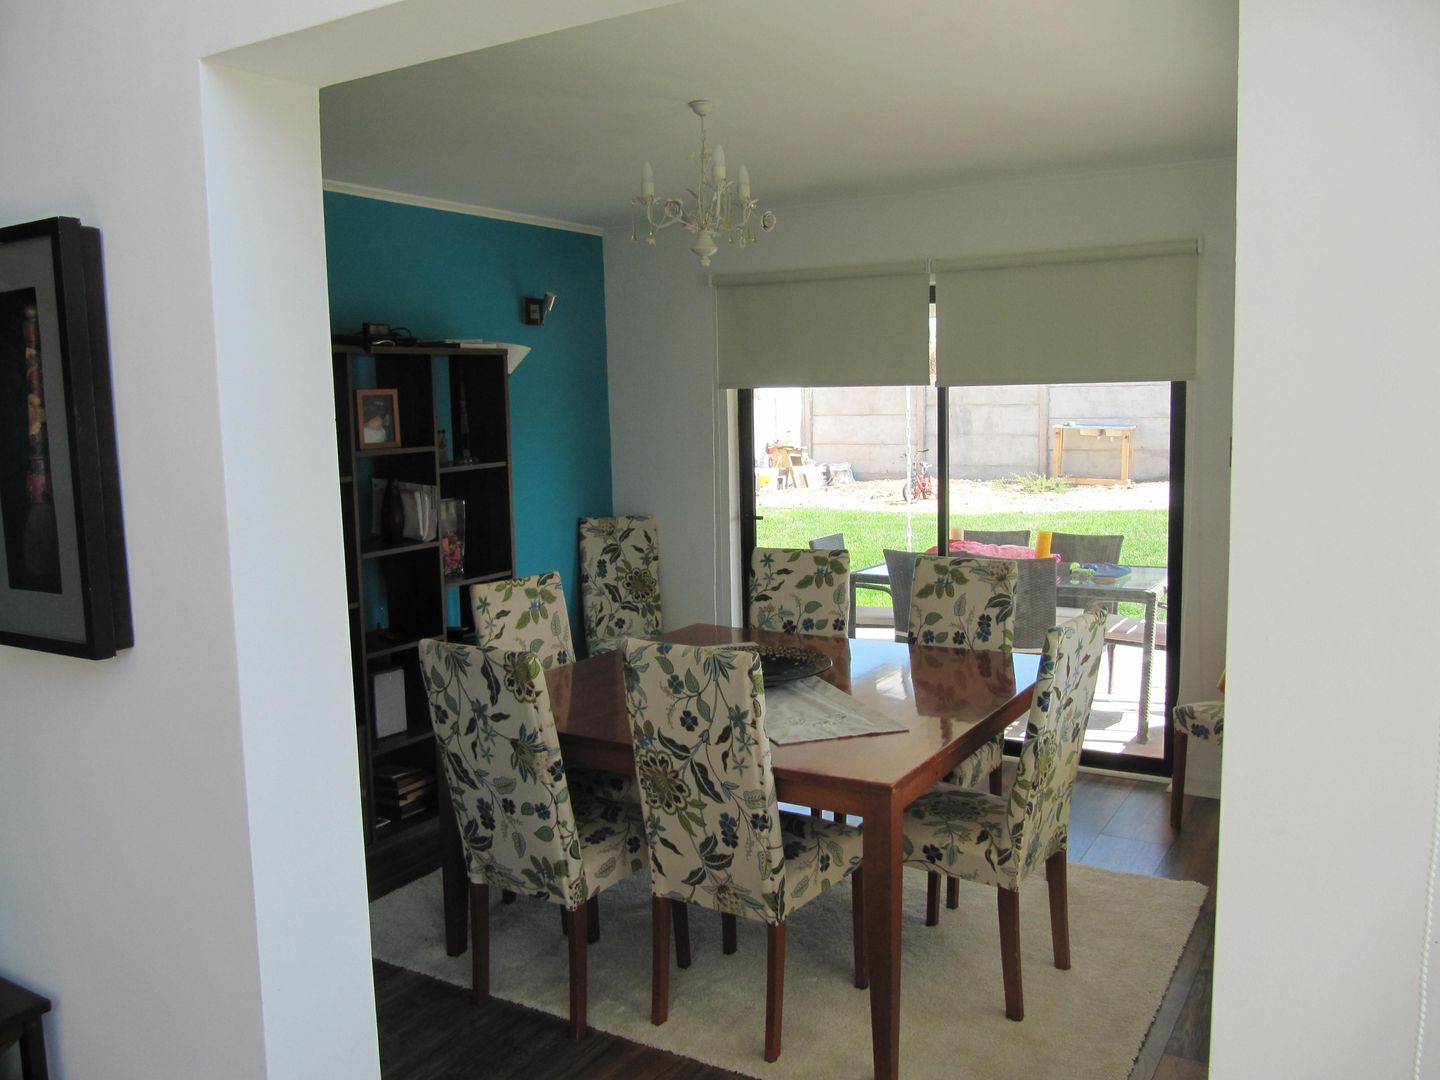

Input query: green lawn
[756,506,1168,610]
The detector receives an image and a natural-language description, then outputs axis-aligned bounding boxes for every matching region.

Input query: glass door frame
[735,383,1185,779]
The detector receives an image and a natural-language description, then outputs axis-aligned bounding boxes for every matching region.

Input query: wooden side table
[1050,422,1136,486]
[0,975,51,1079]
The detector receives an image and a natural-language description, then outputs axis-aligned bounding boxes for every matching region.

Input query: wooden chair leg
[851,869,868,989]
[926,871,941,926]
[997,887,1023,1021]
[764,921,787,1062]
[501,889,517,905]
[560,907,569,936]
[567,901,588,1040]
[470,881,490,1005]
[1046,851,1071,970]
[672,900,692,969]
[947,877,960,910]
[651,896,670,1025]
[722,912,738,955]
[989,767,1003,796]
[1170,730,1189,830]
[587,895,600,945]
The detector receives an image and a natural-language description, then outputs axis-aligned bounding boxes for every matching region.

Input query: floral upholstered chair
[901,605,1107,1021]
[470,572,575,669]
[1171,699,1223,829]
[908,554,1018,653]
[621,638,866,1063]
[471,572,635,809]
[420,638,648,1040]
[578,515,663,656]
[908,554,1018,873]
[748,546,851,638]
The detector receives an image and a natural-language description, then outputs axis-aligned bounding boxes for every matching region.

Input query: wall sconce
[522,292,557,326]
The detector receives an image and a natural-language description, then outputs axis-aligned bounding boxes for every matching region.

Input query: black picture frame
[0,217,132,659]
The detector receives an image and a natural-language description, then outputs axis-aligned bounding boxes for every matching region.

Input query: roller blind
[934,240,1199,386]
[714,262,930,388]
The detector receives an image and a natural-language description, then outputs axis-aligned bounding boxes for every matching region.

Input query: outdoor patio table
[438,626,1039,1080]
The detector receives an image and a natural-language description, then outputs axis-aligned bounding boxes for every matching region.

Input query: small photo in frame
[357,388,401,450]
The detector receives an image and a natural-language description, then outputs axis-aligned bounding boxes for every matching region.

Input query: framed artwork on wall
[356,387,401,450]
[0,216,132,659]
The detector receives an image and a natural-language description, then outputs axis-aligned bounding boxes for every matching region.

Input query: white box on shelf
[372,667,407,739]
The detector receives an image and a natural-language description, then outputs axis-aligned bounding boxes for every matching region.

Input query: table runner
[764,676,909,744]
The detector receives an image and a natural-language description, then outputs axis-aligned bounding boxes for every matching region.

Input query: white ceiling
[319,0,1237,230]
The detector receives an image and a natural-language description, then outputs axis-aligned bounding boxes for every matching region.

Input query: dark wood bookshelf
[334,343,515,898]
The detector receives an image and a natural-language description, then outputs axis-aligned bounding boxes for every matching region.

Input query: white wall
[0,1,675,1077]
[605,159,1235,794]
[1213,3,1440,1076]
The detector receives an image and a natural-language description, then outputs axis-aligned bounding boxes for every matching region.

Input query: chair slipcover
[1174,700,1224,742]
[579,515,663,656]
[908,555,1018,652]
[901,606,1107,891]
[620,639,862,923]
[749,547,851,638]
[908,554,1024,787]
[420,639,645,907]
[469,572,575,670]
[470,571,635,804]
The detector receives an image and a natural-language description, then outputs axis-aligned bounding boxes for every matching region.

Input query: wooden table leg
[863,795,903,1080]
[1120,431,1133,486]
[1051,425,1064,479]
[1136,593,1157,744]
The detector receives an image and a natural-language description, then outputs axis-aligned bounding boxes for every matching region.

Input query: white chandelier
[631,100,776,267]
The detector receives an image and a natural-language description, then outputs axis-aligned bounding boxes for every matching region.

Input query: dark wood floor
[374,769,1218,1079]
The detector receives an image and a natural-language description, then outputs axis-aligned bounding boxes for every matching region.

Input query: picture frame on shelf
[0,216,132,660]
[357,387,401,450]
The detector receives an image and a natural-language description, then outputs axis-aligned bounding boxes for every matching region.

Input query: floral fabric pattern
[621,639,862,924]
[947,740,1004,788]
[470,572,575,670]
[420,639,645,910]
[909,555,1017,789]
[901,606,1107,891]
[579,515,663,656]
[469,573,636,804]
[908,555,1017,652]
[1174,700,1224,742]
[749,547,851,638]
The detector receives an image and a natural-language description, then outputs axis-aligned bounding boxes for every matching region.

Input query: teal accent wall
[324,191,612,641]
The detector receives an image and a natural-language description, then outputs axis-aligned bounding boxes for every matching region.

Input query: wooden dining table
[439,624,1040,1080]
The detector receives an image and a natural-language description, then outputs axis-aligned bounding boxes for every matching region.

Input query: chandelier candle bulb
[642,162,654,198]
[712,144,726,181]
[738,165,750,200]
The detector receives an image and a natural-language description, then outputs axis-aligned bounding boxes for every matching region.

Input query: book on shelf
[373,764,430,786]
[375,785,433,808]
[379,798,433,822]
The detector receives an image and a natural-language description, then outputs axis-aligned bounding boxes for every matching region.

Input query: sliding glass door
[737,382,1185,778]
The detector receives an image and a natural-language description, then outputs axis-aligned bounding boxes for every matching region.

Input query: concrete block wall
[792,381,1170,481]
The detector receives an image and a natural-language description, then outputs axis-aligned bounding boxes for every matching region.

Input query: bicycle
[901,448,934,502]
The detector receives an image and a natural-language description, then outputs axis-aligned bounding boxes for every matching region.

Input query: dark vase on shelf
[381,478,405,544]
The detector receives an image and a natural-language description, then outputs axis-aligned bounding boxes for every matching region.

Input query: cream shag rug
[371,865,1205,1080]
